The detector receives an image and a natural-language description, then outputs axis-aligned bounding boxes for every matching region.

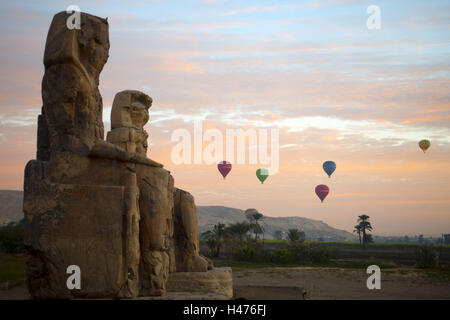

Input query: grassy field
[261,240,450,249]
[214,258,450,283]
[213,258,401,270]
[0,253,26,290]
[200,240,450,266]
[0,252,449,300]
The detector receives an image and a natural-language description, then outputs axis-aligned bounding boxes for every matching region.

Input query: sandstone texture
[106,90,211,295]
[172,188,210,272]
[24,11,230,299]
[107,90,151,155]
[166,267,233,299]
[135,164,174,296]
[24,11,148,299]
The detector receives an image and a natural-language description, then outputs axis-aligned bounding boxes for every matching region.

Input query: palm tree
[201,222,227,257]
[287,229,300,241]
[353,224,362,246]
[287,228,305,242]
[203,237,217,256]
[357,215,373,249]
[363,234,373,245]
[246,211,264,241]
[251,223,264,242]
[227,221,251,246]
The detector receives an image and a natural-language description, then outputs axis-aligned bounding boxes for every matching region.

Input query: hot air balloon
[244,208,259,218]
[217,161,232,179]
[256,168,269,184]
[244,208,263,223]
[419,140,430,153]
[315,185,329,203]
[323,161,336,178]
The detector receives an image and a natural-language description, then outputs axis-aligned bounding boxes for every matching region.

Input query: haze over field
[0,191,355,240]
[0,0,449,236]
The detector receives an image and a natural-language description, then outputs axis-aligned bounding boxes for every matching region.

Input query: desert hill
[0,190,355,240]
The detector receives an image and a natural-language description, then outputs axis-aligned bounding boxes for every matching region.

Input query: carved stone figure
[24,10,230,300]
[107,90,209,296]
[172,188,210,272]
[24,11,149,299]
[107,90,151,155]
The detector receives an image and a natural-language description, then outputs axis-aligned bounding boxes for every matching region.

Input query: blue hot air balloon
[323,161,336,178]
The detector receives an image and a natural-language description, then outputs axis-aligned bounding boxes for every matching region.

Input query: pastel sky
[0,0,449,236]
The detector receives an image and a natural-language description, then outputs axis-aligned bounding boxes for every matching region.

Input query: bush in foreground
[415,244,437,268]
[0,220,24,254]
[234,242,339,265]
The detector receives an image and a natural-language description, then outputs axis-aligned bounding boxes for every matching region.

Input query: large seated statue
[106,90,209,296]
[25,11,149,299]
[24,11,227,300]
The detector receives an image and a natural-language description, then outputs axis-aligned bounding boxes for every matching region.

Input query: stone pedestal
[24,157,141,299]
[166,267,233,299]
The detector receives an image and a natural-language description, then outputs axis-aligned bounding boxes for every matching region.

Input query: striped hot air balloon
[315,185,330,203]
[419,140,430,153]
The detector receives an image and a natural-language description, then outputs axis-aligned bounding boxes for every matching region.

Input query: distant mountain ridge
[197,205,355,241]
[0,190,355,240]
[0,190,23,225]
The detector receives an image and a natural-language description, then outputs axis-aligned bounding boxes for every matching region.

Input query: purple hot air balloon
[217,161,232,179]
[315,185,330,203]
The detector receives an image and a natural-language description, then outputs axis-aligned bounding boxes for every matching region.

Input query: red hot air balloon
[315,185,329,203]
[217,161,232,179]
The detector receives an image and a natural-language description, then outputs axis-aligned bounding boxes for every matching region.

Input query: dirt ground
[232,267,450,300]
[0,285,30,300]
[1,267,450,300]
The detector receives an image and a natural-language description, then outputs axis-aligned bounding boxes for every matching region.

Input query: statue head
[43,11,110,84]
[111,90,152,130]
[41,11,110,157]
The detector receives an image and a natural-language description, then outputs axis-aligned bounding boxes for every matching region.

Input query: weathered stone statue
[39,12,160,168]
[172,189,210,272]
[106,90,209,296]
[105,90,173,295]
[24,11,152,299]
[107,90,151,155]
[24,11,231,300]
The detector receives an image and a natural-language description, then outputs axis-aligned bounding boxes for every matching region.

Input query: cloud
[0,0,449,235]
[377,200,450,205]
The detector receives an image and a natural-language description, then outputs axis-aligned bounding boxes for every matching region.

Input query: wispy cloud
[0,0,449,235]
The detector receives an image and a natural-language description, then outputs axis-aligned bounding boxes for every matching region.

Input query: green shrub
[0,221,24,254]
[310,247,338,263]
[288,243,309,263]
[286,243,339,264]
[235,245,255,261]
[257,249,272,263]
[271,249,292,264]
[0,253,26,289]
[415,244,437,268]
